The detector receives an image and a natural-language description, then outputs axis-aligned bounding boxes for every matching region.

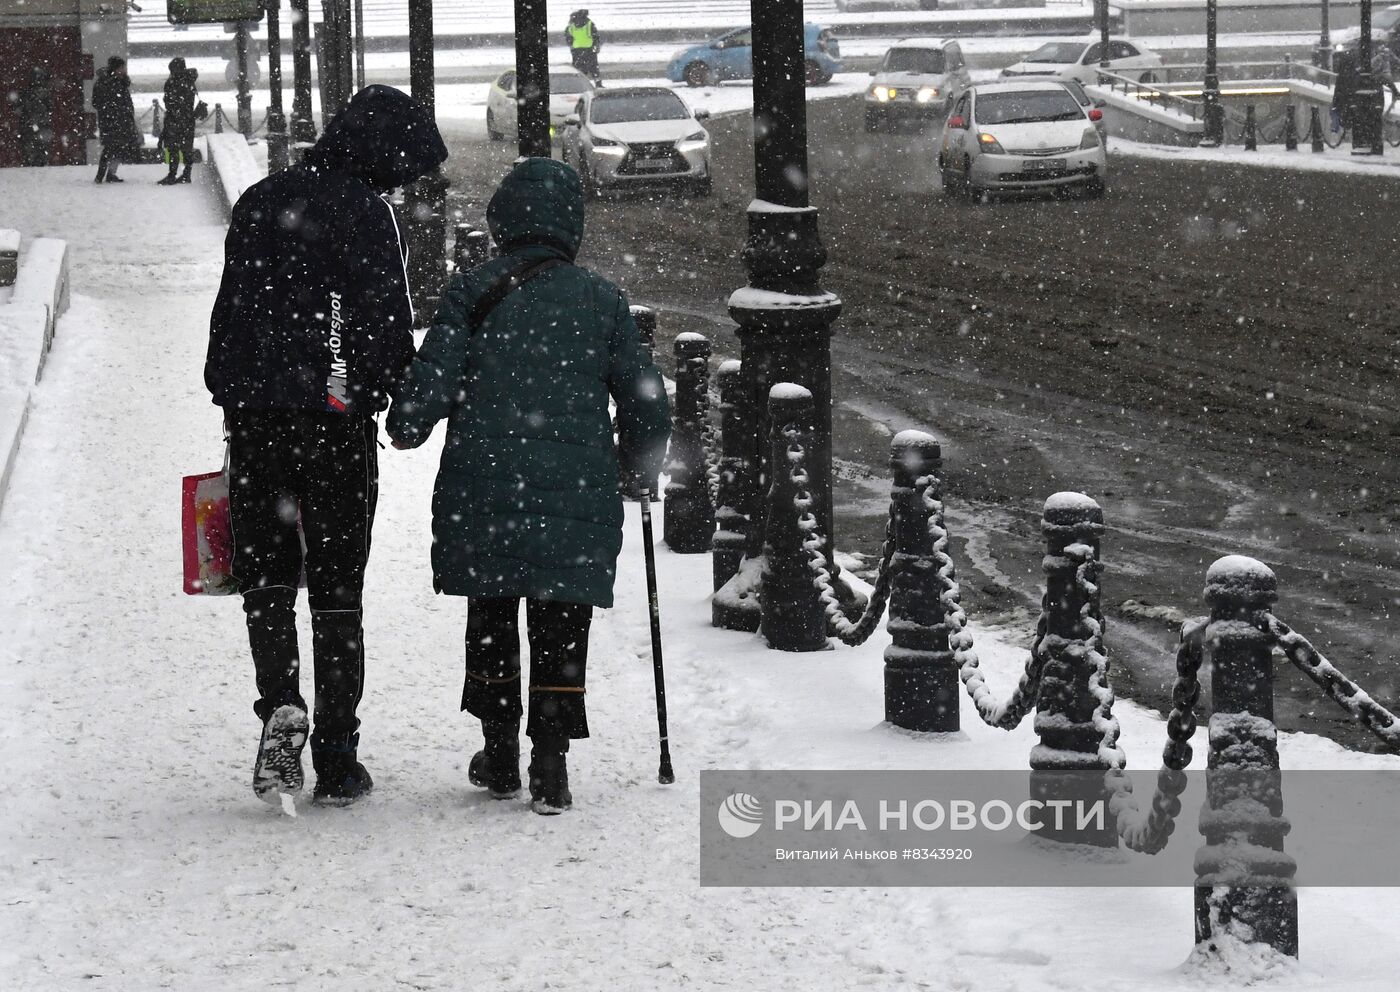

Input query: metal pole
[266,0,290,170]
[639,491,676,785]
[514,0,551,158]
[235,20,253,136]
[1353,0,1384,153]
[1098,0,1110,74]
[1316,0,1333,69]
[404,0,448,323]
[1203,0,1224,145]
[354,0,366,91]
[714,0,865,639]
[289,0,317,148]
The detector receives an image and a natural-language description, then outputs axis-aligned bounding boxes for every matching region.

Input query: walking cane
[639,489,675,785]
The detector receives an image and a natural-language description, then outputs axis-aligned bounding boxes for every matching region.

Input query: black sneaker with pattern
[252,704,309,804]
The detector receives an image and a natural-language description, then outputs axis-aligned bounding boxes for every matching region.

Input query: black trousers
[570,47,601,83]
[227,411,379,752]
[462,598,593,741]
[95,147,121,181]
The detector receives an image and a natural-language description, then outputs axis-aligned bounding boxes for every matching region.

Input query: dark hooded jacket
[386,158,671,607]
[93,67,140,161]
[162,59,198,149]
[206,85,448,415]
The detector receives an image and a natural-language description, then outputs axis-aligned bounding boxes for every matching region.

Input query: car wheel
[1083,177,1107,199]
[963,156,983,203]
[804,60,829,86]
[692,174,713,197]
[684,62,712,88]
[486,109,504,142]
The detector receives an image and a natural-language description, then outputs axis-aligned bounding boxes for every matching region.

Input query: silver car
[561,87,712,198]
[865,37,972,131]
[938,81,1107,200]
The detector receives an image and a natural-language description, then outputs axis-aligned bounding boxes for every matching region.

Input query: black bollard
[883,431,959,732]
[629,305,657,363]
[214,104,224,134]
[1243,105,1257,150]
[1309,105,1325,152]
[712,359,750,596]
[1284,105,1298,151]
[453,226,490,272]
[759,384,828,652]
[1029,493,1118,847]
[1194,556,1298,958]
[663,333,715,553]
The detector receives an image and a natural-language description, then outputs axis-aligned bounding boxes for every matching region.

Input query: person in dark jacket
[207,85,448,807]
[93,57,140,184]
[159,58,199,184]
[19,66,53,167]
[387,158,670,815]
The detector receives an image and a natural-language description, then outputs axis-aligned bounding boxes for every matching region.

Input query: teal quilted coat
[386,158,670,607]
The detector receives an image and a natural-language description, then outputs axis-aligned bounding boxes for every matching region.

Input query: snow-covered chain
[924,481,1043,730]
[1265,613,1400,751]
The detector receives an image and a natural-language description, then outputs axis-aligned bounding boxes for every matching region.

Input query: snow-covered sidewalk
[3,163,1400,991]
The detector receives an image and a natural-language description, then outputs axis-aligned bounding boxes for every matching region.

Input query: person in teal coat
[387,157,670,814]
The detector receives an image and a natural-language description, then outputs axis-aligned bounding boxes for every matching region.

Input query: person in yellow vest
[564,9,603,85]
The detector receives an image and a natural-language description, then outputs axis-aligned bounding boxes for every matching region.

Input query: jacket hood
[304,85,448,193]
[486,158,584,259]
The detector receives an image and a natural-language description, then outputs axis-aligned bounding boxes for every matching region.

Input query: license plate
[1023,158,1066,171]
[636,157,671,169]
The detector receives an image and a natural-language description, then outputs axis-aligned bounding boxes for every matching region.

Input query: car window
[721,28,752,48]
[1110,42,1138,59]
[882,48,946,74]
[550,73,593,95]
[1083,43,1104,64]
[952,93,970,122]
[1057,80,1091,106]
[1025,42,1087,64]
[499,71,516,91]
[973,89,1085,125]
[590,91,691,124]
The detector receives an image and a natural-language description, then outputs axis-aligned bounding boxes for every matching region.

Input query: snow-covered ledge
[728,286,842,311]
[0,238,71,517]
[206,132,266,216]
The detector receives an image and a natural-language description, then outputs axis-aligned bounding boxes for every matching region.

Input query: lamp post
[1098,0,1110,75]
[234,20,254,136]
[514,0,552,158]
[1353,0,1385,153]
[1203,0,1224,145]
[403,0,449,322]
[289,0,317,150]
[265,0,290,170]
[713,0,864,647]
[1315,0,1333,69]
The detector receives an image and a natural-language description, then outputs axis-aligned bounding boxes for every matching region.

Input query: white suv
[865,37,972,130]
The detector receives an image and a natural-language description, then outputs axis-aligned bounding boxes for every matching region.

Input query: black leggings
[462,597,593,741]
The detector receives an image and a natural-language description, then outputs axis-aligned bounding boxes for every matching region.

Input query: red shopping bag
[183,470,238,595]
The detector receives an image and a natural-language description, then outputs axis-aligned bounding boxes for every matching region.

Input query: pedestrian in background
[19,66,54,167]
[93,57,139,184]
[1374,45,1400,108]
[564,9,604,85]
[159,58,201,184]
[386,158,670,816]
[206,85,447,808]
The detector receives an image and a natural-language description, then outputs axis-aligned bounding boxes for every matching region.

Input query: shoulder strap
[467,257,566,333]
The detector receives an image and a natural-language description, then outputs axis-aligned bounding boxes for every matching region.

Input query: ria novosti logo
[717,793,764,839]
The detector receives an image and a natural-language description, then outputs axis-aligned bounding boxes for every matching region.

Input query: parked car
[938,81,1107,200]
[1333,4,1400,58]
[1000,39,1164,85]
[561,86,713,197]
[486,66,594,141]
[865,37,972,130]
[667,23,843,87]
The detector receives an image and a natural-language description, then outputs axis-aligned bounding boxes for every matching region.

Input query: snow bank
[0,238,70,517]
[206,132,266,216]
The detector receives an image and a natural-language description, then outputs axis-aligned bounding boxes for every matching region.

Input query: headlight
[592,136,621,148]
[869,85,892,103]
[977,132,1005,154]
[1079,127,1100,149]
[916,86,938,103]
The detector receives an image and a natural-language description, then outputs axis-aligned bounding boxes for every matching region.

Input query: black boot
[469,719,522,798]
[312,744,373,806]
[528,738,572,815]
[178,166,193,184]
[157,161,179,185]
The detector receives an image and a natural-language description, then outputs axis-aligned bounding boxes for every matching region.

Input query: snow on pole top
[0,229,19,254]
[717,358,742,375]
[1205,555,1277,608]
[768,382,813,402]
[747,199,818,215]
[728,287,842,311]
[675,331,710,345]
[1044,491,1100,514]
[1206,555,1276,586]
[891,429,938,448]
